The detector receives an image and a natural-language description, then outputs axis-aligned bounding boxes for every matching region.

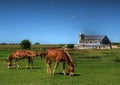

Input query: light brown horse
[6,50,35,69]
[46,48,74,76]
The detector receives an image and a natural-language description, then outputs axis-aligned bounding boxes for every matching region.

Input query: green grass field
[0,47,120,85]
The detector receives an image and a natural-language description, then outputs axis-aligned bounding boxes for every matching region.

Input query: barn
[78,33,112,49]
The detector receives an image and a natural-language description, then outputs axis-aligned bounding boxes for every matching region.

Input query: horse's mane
[65,50,73,61]
[7,50,18,61]
[7,53,13,61]
[63,50,73,65]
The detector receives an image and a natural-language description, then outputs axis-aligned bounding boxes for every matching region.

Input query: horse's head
[6,59,12,68]
[68,63,74,76]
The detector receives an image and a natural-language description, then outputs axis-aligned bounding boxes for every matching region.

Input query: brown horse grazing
[46,48,74,76]
[35,52,43,59]
[6,50,36,69]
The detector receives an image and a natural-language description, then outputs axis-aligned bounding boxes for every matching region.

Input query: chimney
[78,33,84,45]
[79,33,84,41]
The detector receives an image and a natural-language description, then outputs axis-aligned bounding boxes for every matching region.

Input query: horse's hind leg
[30,58,33,69]
[40,55,42,60]
[46,63,51,75]
[46,59,52,75]
[26,58,30,69]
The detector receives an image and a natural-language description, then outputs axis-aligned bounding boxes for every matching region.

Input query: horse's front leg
[62,61,66,75]
[53,61,59,75]
[15,59,19,69]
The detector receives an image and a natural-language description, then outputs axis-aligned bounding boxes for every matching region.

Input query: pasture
[0,45,120,85]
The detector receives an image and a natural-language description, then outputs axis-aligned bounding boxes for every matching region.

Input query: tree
[67,44,74,48]
[20,39,31,50]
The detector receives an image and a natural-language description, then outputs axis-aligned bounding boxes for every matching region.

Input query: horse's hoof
[70,72,74,76]
[63,72,66,75]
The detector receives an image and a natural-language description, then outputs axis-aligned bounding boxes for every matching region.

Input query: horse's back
[35,52,42,56]
[10,50,35,58]
[46,49,66,61]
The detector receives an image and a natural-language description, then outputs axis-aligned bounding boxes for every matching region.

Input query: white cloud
[71,15,76,18]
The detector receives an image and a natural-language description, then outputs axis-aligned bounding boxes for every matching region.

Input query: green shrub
[20,39,31,50]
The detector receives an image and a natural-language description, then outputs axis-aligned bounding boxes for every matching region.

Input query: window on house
[90,41,92,43]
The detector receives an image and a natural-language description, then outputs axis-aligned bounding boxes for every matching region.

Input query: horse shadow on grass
[56,72,80,76]
[9,66,41,70]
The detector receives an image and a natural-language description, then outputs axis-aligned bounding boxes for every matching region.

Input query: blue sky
[0,0,120,44]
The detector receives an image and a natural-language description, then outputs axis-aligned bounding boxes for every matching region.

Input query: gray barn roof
[83,35,105,40]
[79,34,111,45]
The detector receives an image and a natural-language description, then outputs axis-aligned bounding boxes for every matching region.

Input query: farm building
[78,33,112,49]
